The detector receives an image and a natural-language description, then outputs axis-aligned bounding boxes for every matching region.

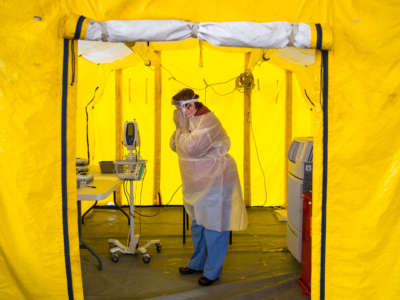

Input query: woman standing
[170,88,248,286]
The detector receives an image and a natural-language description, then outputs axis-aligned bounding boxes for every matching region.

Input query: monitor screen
[127,123,134,136]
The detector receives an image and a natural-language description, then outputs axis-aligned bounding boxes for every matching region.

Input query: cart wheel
[143,254,151,264]
[156,244,162,253]
[111,254,119,263]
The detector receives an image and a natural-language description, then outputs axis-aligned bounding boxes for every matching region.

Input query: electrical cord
[122,180,132,245]
[209,85,237,97]
[85,87,99,165]
[122,179,183,218]
[159,63,259,99]
[161,65,204,91]
[133,183,182,218]
[206,75,238,88]
[165,184,183,206]
[304,89,315,107]
[133,47,271,100]
[250,121,268,206]
[162,64,239,95]
[138,167,145,234]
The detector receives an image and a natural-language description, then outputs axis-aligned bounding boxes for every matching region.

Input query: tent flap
[78,40,133,63]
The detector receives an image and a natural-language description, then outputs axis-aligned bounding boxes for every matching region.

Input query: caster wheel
[111,254,119,263]
[156,244,162,253]
[142,254,151,264]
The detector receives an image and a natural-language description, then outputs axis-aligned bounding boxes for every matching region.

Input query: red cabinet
[298,192,312,295]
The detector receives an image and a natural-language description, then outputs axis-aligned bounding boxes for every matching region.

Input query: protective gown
[170,111,248,232]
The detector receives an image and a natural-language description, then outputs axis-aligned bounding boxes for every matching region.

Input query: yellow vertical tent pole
[283,70,293,208]
[244,52,252,206]
[198,40,204,68]
[153,50,162,205]
[115,69,123,205]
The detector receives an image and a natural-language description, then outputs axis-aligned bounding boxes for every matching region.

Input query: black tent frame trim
[316,23,329,300]
[62,37,74,300]
[320,49,328,300]
[61,15,87,300]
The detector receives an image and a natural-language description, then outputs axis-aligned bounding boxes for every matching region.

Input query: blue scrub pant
[187,221,230,280]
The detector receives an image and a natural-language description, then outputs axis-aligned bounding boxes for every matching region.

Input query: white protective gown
[170,111,248,232]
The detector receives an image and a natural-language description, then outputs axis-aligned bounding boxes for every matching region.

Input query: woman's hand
[173,109,189,130]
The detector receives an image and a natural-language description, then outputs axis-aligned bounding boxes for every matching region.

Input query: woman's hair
[173,88,203,109]
[194,102,203,109]
[172,88,199,101]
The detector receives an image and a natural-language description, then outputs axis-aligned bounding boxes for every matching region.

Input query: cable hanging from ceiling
[131,48,270,98]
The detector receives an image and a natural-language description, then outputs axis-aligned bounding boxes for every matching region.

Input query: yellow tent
[1,1,399,299]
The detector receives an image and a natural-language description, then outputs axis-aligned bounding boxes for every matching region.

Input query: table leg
[78,200,82,238]
[186,211,190,230]
[81,192,129,225]
[78,200,103,270]
[82,201,98,224]
[80,240,103,270]
[182,206,186,244]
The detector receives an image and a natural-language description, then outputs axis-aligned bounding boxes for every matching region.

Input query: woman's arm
[170,130,177,152]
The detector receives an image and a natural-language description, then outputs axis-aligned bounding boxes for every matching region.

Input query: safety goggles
[171,98,198,107]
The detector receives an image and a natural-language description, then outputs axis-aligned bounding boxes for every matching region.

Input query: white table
[78,175,120,201]
[79,174,129,224]
[77,175,122,270]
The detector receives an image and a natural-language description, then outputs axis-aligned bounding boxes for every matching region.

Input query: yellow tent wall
[1,1,400,300]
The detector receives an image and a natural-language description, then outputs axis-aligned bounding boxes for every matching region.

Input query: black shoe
[198,276,219,286]
[179,267,202,275]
